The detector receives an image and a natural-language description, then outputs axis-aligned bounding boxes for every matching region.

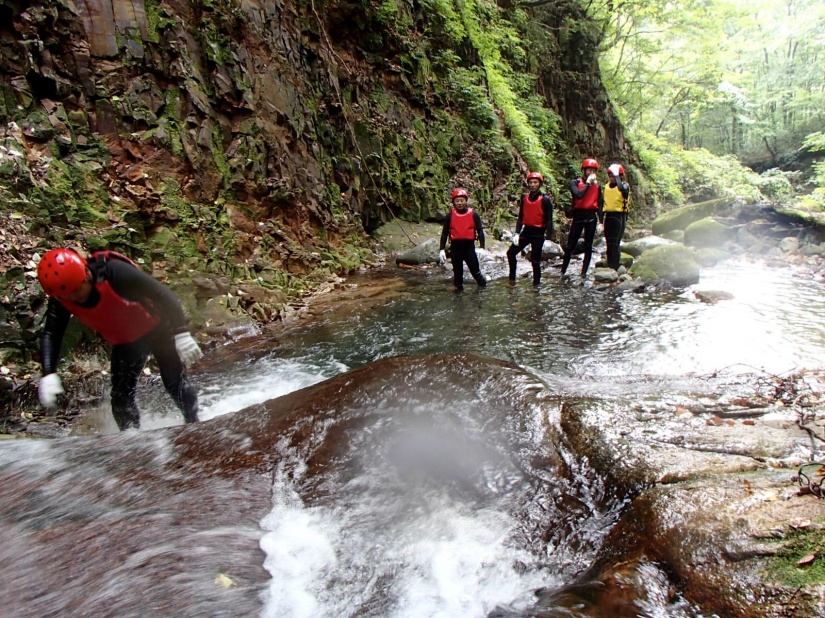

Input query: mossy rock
[621,236,677,258]
[694,247,730,266]
[631,244,699,286]
[661,229,684,242]
[651,197,736,236]
[684,217,733,249]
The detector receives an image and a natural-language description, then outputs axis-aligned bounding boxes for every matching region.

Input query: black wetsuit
[41,257,198,430]
[603,180,630,270]
[439,209,487,290]
[561,178,604,277]
[507,191,554,285]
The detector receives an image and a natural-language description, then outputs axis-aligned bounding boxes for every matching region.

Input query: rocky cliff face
[0,0,629,372]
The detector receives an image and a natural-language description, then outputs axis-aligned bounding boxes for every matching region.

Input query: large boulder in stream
[0,354,576,618]
[2,353,821,618]
[684,216,734,248]
[621,235,677,257]
[395,237,441,265]
[556,368,825,618]
[630,244,700,286]
[651,197,741,236]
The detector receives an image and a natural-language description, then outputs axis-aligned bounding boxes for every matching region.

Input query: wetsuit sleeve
[619,182,630,199]
[439,212,451,251]
[104,260,189,333]
[474,211,486,249]
[542,195,554,238]
[569,178,587,200]
[598,186,605,224]
[40,297,71,375]
[514,196,525,235]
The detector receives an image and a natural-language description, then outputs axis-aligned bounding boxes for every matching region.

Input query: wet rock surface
[549,370,825,617]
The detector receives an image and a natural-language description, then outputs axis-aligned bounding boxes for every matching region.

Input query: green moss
[210,123,230,186]
[145,0,174,44]
[30,158,110,226]
[764,526,825,587]
[454,0,556,182]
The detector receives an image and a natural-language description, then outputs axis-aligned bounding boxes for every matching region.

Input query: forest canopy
[592,0,825,206]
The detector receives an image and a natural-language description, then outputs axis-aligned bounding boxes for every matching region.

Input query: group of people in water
[439,158,631,289]
[33,157,629,430]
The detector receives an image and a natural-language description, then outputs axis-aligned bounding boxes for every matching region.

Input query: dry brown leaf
[797,553,816,567]
[789,517,813,530]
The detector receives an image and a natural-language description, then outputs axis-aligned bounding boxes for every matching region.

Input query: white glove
[511,233,520,246]
[175,332,203,365]
[39,373,64,408]
[608,164,622,177]
[586,174,597,185]
[439,250,446,264]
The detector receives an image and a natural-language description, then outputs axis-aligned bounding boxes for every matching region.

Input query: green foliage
[596,0,825,168]
[454,0,556,182]
[635,130,764,203]
[422,0,465,43]
[755,169,796,204]
[446,67,498,136]
[800,132,825,210]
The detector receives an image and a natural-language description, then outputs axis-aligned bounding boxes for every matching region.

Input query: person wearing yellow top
[603,163,630,271]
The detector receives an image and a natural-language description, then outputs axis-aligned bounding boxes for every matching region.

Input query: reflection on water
[142,259,824,428]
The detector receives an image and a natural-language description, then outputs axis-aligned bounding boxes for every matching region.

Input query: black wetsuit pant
[449,240,487,289]
[110,324,199,430]
[603,211,627,271]
[561,210,598,276]
[507,227,545,284]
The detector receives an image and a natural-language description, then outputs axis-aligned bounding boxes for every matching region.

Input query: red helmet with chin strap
[581,158,599,170]
[526,172,544,183]
[451,188,469,202]
[37,249,88,297]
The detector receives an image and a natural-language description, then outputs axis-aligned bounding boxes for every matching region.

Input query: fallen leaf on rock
[797,553,816,567]
[789,517,813,530]
[742,419,756,426]
[707,416,724,426]
[743,479,753,494]
[215,573,234,588]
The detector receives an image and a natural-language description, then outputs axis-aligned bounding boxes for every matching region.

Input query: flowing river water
[1,257,824,617]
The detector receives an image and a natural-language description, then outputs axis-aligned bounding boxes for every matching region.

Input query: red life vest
[573,179,600,211]
[59,251,161,345]
[450,208,476,241]
[522,193,544,228]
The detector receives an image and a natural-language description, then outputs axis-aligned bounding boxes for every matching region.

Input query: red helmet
[608,163,624,176]
[526,172,544,183]
[37,249,88,297]
[581,158,599,170]
[451,188,469,202]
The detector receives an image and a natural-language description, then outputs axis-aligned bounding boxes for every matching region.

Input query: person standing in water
[36,248,203,430]
[439,188,487,291]
[560,158,603,280]
[507,171,554,286]
[602,163,630,271]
